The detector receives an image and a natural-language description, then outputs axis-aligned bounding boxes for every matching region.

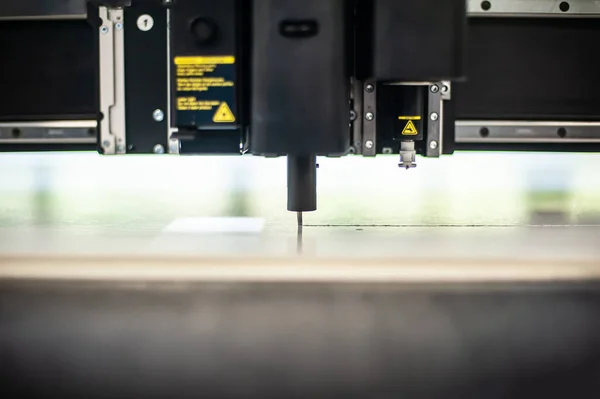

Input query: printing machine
[2,1,600,398]
[2,0,600,217]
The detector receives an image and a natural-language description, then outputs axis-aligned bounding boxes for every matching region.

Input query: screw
[430,85,439,93]
[430,112,439,121]
[100,26,109,34]
[382,147,393,154]
[365,112,374,121]
[365,84,375,93]
[102,140,111,148]
[365,140,374,149]
[116,144,126,153]
[349,110,357,121]
[115,22,123,30]
[347,147,356,154]
[429,141,438,150]
[153,109,164,122]
[442,85,450,94]
[153,144,165,154]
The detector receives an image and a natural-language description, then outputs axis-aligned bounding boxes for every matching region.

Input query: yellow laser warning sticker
[174,56,235,65]
[402,120,419,135]
[398,116,422,121]
[213,102,236,123]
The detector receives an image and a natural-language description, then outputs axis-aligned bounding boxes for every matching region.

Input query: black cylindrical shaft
[287,155,317,212]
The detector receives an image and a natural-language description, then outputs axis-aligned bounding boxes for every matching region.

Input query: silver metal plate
[362,80,377,157]
[456,121,600,143]
[0,121,96,144]
[426,84,443,157]
[99,7,127,155]
[0,0,87,20]
[468,0,600,17]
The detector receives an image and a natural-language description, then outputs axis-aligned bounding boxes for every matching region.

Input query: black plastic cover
[251,0,350,156]
[372,0,466,82]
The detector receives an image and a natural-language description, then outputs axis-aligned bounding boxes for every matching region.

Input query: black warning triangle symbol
[402,120,418,136]
[213,102,236,123]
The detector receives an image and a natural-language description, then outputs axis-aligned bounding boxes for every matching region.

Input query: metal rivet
[365,84,375,93]
[100,26,109,34]
[382,147,393,154]
[116,144,126,153]
[442,85,450,94]
[430,85,439,93]
[365,112,374,121]
[102,140,111,148]
[348,147,356,154]
[153,144,165,154]
[430,112,439,121]
[349,110,357,121]
[365,140,374,149]
[153,109,165,122]
[429,141,438,150]
[115,22,123,30]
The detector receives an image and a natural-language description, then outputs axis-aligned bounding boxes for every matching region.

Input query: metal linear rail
[0,121,96,144]
[468,0,600,17]
[456,121,600,143]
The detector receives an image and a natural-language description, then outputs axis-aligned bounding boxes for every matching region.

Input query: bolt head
[153,109,165,122]
[430,85,439,93]
[153,144,165,154]
[100,26,109,34]
[365,112,374,121]
[365,84,375,93]
[365,140,374,149]
[429,141,438,150]
[430,112,439,121]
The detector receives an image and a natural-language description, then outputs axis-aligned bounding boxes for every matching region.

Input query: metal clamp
[99,6,126,155]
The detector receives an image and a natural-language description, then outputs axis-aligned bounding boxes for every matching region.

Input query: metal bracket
[362,79,377,157]
[99,6,127,155]
[165,8,180,154]
[426,82,446,157]
[350,79,363,155]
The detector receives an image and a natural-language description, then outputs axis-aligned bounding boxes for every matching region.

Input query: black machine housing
[1,0,600,210]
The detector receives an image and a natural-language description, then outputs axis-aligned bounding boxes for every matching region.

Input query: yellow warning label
[177,77,235,92]
[402,120,419,136]
[177,98,220,111]
[174,56,235,65]
[213,102,236,123]
[398,116,422,121]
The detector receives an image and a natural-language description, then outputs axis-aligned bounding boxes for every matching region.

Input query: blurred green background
[0,151,599,231]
